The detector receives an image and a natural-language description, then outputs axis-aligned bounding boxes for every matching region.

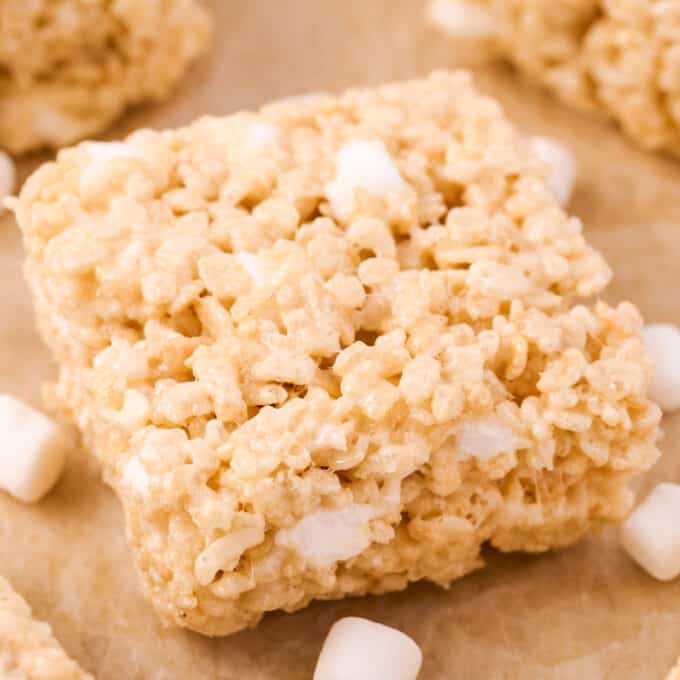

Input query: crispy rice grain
[13,72,661,635]
[0,0,211,154]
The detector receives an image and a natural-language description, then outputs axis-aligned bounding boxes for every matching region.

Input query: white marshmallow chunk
[246,122,279,150]
[527,136,576,207]
[643,323,680,412]
[0,394,69,503]
[275,504,375,568]
[620,483,680,581]
[122,456,150,498]
[80,141,145,188]
[456,415,530,462]
[0,150,16,211]
[325,140,410,218]
[314,617,423,680]
[425,0,499,39]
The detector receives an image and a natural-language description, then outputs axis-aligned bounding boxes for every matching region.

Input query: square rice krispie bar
[0,575,92,679]
[428,0,680,155]
[0,0,211,154]
[12,71,661,636]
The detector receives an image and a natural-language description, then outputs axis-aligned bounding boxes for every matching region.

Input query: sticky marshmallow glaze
[314,617,423,680]
[0,394,68,503]
[621,483,680,581]
[643,324,680,412]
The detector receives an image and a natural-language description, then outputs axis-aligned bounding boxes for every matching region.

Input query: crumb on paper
[313,617,423,680]
[13,71,661,636]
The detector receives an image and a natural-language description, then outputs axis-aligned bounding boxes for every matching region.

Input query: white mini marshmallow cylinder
[314,617,422,680]
[527,136,576,207]
[620,483,680,581]
[0,394,69,503]
[643,324,680,412]
[0,150,16,211]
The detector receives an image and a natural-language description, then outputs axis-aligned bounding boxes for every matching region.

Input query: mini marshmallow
[425,0,499,39]
[0,394,69,503]
[275,504,375,568]
[620,483,680,581]
[325,140,410,218]
[246,122,279,150]
[456,415,530,462]
[643,324,680,412]
[0,150,16,211]
[314,617,423,680]
[527,136,576,207]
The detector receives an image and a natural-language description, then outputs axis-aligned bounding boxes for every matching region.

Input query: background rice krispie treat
[0,575,92,679]
[428,0,680,156]
[0,0,211,155]
[13,71,661,636]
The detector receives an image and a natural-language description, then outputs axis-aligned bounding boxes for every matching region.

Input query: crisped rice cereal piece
[0,575,93,679]
[0,0,211,154]
[12,71,661,636]
[668,657,680,680]
[428,0,680,155]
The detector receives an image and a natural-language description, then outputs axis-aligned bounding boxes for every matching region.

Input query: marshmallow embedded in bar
[314,617,422,680]
[0,394,68,503]
[620,483,680,581]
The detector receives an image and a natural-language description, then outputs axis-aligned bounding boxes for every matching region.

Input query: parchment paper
[2,1,680,678]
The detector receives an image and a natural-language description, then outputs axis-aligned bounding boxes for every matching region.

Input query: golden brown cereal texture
[13,71,661,636]
[0,0,211,154]
[431,0,680,155]
[0,575,93,680]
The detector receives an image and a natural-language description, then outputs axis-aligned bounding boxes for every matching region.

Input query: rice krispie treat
[0,0,211,155]
[12,71,661,636]
[428,1,680,155]
[0,575,92,679]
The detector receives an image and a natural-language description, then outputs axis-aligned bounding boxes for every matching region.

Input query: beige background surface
[2,1,680,678]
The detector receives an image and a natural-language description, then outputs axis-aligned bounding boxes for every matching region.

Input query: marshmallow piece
[325,140,410,218]
[620,483,680,581]
[246,122,279,150]
[0,394,69,503]
[122,456,150,497]
[425,0,499,39]
[643,324,680,412]
[275,504,375,568]
[456,415,530,462]
[527,136,576,207]
[314,617,423,680]
[0,150,16,211]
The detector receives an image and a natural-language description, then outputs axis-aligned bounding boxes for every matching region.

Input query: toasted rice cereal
[0,575,92,679]
[12,71,661,636]
[428,0,680,155]
[0,0,211,154]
